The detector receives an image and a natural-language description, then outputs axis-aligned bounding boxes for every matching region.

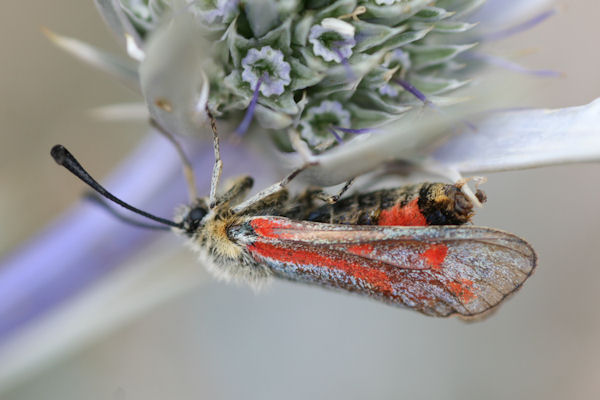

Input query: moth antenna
[50,144,183,229]
[84,193,171,231]
[205,106,223,208]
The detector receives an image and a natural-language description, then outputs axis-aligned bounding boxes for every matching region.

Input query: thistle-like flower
[308,18,357,63]
[118,0,488,150]
[240,46,292,96]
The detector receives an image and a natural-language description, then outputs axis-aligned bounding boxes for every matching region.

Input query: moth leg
[231,163,312,214]
[312,178,356,204]
[236,187,290,216]
[150,118,198,202]
[205,106,223,208]
[294,178,355,225]
[294,187,323,208]
[233,127,323,213]
[215,176,255,208]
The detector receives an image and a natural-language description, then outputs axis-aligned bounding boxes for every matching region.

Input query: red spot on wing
[447,279,475,303]
[250,218,295,239]
[347,243,374,256]
[420,244,448,270]
[378,198,428,226]
[249,217,490,312]
[249,242,394,295]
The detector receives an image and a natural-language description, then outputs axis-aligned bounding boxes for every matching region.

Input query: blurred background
[1,1,599,399]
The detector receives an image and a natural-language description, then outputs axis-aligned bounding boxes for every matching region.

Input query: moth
[51,120,536,318]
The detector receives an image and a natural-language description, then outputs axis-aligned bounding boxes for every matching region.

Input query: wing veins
[318,244,475,315]
[249,217,536,317]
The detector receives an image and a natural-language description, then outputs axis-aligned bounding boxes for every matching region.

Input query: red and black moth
[50,119,536,318]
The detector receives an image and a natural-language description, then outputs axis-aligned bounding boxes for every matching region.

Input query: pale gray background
[1,1,600,399]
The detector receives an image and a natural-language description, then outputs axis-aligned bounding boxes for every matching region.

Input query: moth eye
[184,207,208,233]
[189,208,207,221]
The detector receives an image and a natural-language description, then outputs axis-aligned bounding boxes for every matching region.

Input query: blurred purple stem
[0,136,189,346]
[0,135,269,347]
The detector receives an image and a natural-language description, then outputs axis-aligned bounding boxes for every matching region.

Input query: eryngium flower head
[120,0,481,152]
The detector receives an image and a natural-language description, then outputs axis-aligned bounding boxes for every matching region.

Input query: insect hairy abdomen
[285,182,480,226]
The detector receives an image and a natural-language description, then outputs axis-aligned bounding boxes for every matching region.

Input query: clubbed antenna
[51,144,183,229]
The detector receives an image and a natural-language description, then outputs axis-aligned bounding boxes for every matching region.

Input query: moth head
[177,198,210,236]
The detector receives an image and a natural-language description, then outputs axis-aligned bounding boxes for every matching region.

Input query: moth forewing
[244,217,536,317]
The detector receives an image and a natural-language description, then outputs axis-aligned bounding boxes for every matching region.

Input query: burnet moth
[51,115,536,318]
